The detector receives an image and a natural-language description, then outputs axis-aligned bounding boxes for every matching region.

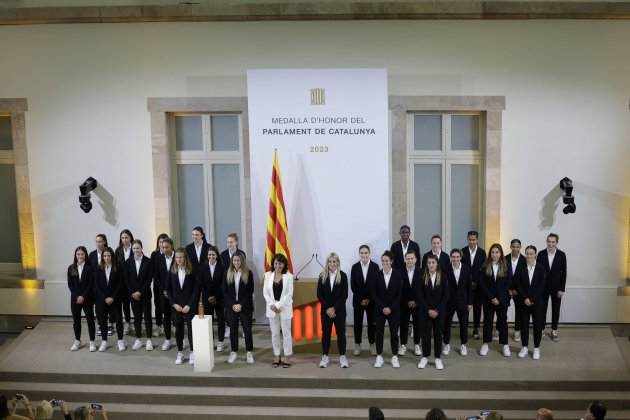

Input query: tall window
[0,114,23,274]
[172,113,245,247]
[408,112,484,251]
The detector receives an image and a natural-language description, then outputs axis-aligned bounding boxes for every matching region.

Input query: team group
[66,226,566,370]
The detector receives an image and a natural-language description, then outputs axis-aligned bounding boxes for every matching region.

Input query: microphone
[294,253,315,281]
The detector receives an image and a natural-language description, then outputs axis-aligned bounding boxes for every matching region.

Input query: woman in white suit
[263,253,294,368]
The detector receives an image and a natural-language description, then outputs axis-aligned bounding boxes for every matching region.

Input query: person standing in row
[479,244,511,357]
[517,245,546,360]
[443,248,472,357]
[390,225,421,271]
[94,247,124,351]
[155,237,175,351]
[399,251,422,357]
[199,246,226,352]
[114,229,134,335]
[224,253,255,364]
[89,234,109,337]
[67,246,96,352]
[150,233,169,339]
[263,253,294,368]
[317,252,349,368]
[372,251,402,368]
[506,239,526,342]
[185,226,211,272]
[537,233,567,342]
[126,239,154,351]
[418,254,448,370]
[461,231,486,340]
[350,245,379,356]
[220,233,246,269]
[421,235,450,273]
[170,248,199,365]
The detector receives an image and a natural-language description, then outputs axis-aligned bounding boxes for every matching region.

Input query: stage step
[15,403,630,420]
[1,381,629,417]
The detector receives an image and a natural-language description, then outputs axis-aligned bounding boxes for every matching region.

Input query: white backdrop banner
[247,68,390,315]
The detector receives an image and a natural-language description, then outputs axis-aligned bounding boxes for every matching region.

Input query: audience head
[35,400,53,420]
[425,408,447,420]
[586,401,606,420]
[0,395,10,418]
[536,408,554,420]
[73,406,90,420]
[368,406,385,420]
[486,412,504,420]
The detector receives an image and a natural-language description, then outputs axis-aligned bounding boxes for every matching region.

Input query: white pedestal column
[192,315,214,373]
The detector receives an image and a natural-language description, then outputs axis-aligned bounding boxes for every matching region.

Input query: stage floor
[0,319,628,381]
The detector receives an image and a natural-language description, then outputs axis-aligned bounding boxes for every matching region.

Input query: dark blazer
[419,272,449,315]
[421,250,451,273]
[67,263,94,300]
[220,248,247,269]
[516,263,547,306]
[371,269,403,316]
[479,264,510,307]
[400,266,423,305]
[169,270,200,312]
[154,253,175,298]
[537,249,567,293]
[185,242,211,270]
[198,262,226,305]
[94,266,122,304]
[461,246,486,286]
[114,246,133,268]
[390,240,421,270]
[223,270,255,313]
[506,254,527,290]
[125,256,152,298]
[317,271,348,316]
[88,250,102,270]
[350,260,380,306]
[445,264,473,309]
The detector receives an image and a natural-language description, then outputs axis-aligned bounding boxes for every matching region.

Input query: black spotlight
[79,177,98,213]
[559,177,576,214]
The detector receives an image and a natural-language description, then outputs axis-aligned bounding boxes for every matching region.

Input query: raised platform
[0,320,629,419]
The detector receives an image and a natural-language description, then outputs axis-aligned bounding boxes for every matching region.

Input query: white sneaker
[89,341,96,352]
[117,340,126,351]
[417,357,428,369]
[319,354,329,368]
[442,343,450,356]
[518,347,529,358]
[551,330,559,342]
[480,343,489,356]
[70,340,81,351]
[98,341,107,352]
[188,351,194,365]
[374,355,384,368]
[132,339,142,351]
[502,344,511,357]
[216,341,224,352]
[391,355,400,368]
[246,351,254,364]
[175,351,184,365]
[414,344,422,356]
[353,343,361,356]
[493,330,499,341]
[339,355,349,368]
[435,358,444,370]
[227,351,238,364]
[533,348,541,360]
[370,343,377,355]
[146,339,154,351]
[513,331,521,342]
[161,339,171,351]
[460,344,468,356]
[398,344,407,356]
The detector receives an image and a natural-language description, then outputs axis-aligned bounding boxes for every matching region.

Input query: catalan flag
[265,149,293,273]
